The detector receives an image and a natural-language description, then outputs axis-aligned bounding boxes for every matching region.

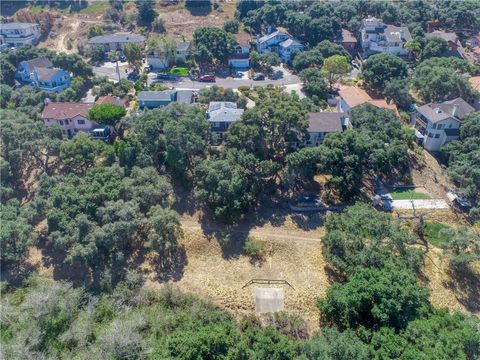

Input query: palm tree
[108,50,121,82]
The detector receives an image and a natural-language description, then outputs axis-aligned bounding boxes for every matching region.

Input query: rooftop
[469,76,480,91]
[426,30,459,43]
[208,102,243,123]
[417,97,475,123]
[0,22,37,30]
[42,102,94,120]
[88,33,146,45]
[36,67,65,82]
[257,30,290,44]
[384,25,412,42]
[339,85,397,112]
[337,29,357,43]
[95,95,126,107]
[177,41,191,52]
[279,38,303,48]
[21,57,53,70]
[137,90,175,101]
[308,112,344,133]
[235,33,251,48]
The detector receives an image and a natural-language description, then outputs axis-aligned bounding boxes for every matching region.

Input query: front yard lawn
[390,188,432,200]
[168,67,189,75]
[423,221,450,247]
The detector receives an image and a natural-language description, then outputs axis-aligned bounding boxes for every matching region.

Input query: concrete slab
[391,199,449,209]
[255,288,284,313]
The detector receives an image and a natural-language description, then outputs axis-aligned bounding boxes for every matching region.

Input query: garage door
[229,58,250,68]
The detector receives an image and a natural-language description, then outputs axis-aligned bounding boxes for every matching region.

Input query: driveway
[92,61,130,82]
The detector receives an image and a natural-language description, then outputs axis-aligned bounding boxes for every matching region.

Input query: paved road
[93,63,302,89]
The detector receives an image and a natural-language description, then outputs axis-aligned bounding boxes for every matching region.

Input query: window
[59,120,64,125]
[65,120,69,125]
[431,123,437,129]
[77,119,85,125]
[437,124,443,130]
[428,133,433,138]
[434,134,440,138]
[449,123,453,128]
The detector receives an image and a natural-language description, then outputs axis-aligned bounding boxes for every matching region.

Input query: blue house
[137,90,196,109]
[16,57,71,92]
[207,102,244,143]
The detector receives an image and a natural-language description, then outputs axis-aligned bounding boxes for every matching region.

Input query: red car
[199,74,216,82]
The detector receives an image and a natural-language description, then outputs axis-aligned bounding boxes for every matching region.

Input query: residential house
[207,102,244,143]
[360,17,411,56]
[41,101,96,137]
[412,98,475,151]
[147,41,191,69]
[425,30,465,58]
[88,33,146,52]
[338,85,397,114]
[466,33,480,48]
[466,33,480,62]
[137,90,196,109]
[335,29,358,54]
[95,95,126,107]
[16,57,71,92]
[228,33,251,69]
[0,22,40,47]
[304,112,348,147]
[257,30,304,63]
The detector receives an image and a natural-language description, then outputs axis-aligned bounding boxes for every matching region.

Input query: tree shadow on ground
[150,245,188,282]
[290,212,325,231]
[442,266,480,313]
[1,259,37,288]
[185,4,212,16]
[172,183,197,216]
[324,264,347,285]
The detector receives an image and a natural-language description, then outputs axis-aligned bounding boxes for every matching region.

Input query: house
[16,57,71,92]
[425,30,465,58]
[0,22,40,47]
[95,95,126,107]
[412,98,475,151]
[338,85,397,113]
[335,29,358,54]
[146,41,191,69]
[257,30,304,63]
[41,101,96,137]
[466,33,480,48]
[137,90,196,109]
[360,17,411,56]
[228,33,251,69]
[304,112,348,147]
[207,102,244,143]
[88,33,146,52]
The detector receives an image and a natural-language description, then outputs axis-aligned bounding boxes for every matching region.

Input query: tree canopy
[361,53,408,91]
[87,103,126,127]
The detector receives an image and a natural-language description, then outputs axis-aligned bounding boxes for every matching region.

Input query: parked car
[199,74,216,82]
[127,71,139,81]
[143,65,152,73]
[119,53,126,62]
[268,70,283,80]
[252,73,265,81]
[234,71,243,78]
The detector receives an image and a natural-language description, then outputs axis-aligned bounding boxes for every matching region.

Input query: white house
[228,33,251,69]
[256,30,304,63]
[207,102,244,143]
[413,98,475,152]
[41,101,96,138]
[361,17,411,56]
[88,33,146,52]
[0,22,40,47]
[147,41,191,69]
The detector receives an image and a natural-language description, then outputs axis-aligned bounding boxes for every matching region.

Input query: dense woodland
[1,0,480,359]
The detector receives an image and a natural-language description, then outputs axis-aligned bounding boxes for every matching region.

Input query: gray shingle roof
[308,112,344,133]
[137,90,175,101]
[177,41,191,52]
[0,22,37,30]
[176,90,194,104]
[279,38,303,48]
[88,33,146,45]
[22,57,53,69]
[257,30,289,44]
[417,97,475,123]
[36,67,64,82]
[208,102,243,123]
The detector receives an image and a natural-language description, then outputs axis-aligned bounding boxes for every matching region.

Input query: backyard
[390,188,432,200]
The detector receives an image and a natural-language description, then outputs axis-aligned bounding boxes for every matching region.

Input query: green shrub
[243,237,265,258]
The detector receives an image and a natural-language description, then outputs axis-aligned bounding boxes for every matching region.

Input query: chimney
[400,29,405,40]
[44,97,51,106]
[452,104,459,117]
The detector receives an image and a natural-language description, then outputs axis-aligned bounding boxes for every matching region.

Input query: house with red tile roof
[338,85,398,114]
[41,101,97,137]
